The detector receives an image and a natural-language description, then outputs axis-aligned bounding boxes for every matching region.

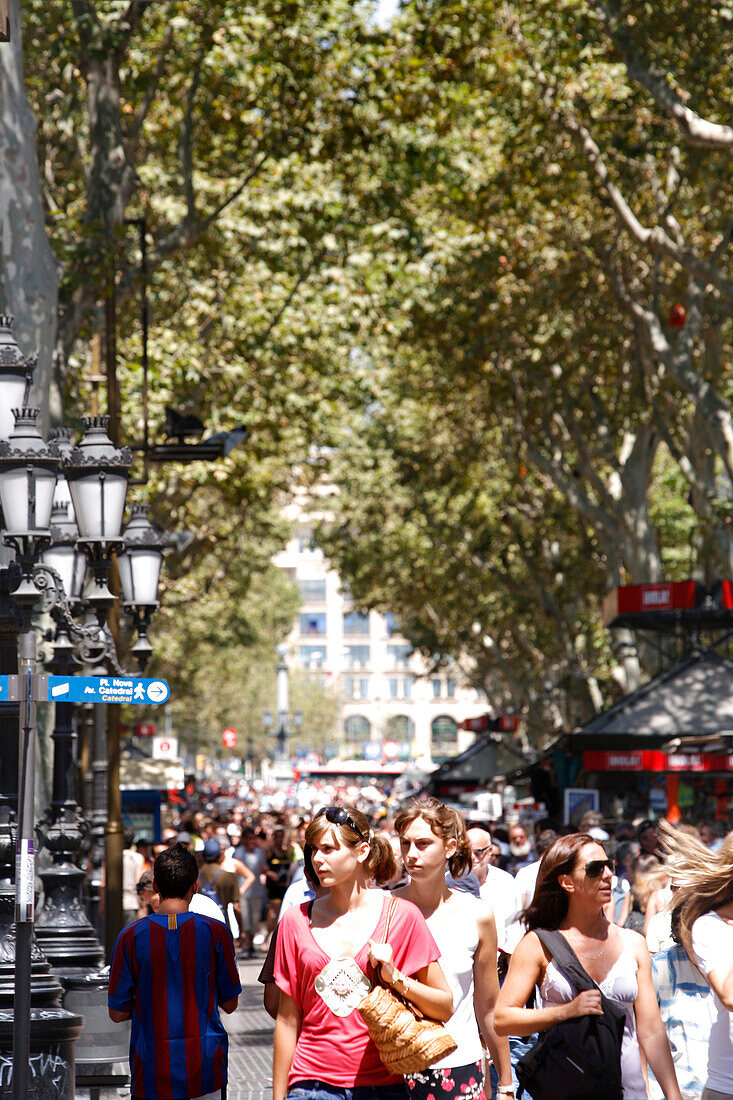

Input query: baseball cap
[203,838,222,862]
[176,831,191,845]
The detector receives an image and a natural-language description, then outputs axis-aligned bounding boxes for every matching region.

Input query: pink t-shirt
[274,893,440,1087]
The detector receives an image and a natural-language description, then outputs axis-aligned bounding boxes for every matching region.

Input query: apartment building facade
[273,500,485,766]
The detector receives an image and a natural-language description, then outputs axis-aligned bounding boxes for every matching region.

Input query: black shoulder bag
[515,929,626,1100]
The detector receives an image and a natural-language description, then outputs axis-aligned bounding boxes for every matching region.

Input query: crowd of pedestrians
[111,790,733,1100]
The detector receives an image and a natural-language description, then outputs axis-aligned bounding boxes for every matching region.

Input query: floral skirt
[406,1060,485,1100]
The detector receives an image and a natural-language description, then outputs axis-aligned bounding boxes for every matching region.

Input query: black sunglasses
[584,858,614,878]
[316,806,370,845]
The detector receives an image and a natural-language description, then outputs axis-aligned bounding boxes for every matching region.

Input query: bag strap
[535,929,625,1024]
[370,896,399,989]
[381,896,398,944]
[200,868,223,888]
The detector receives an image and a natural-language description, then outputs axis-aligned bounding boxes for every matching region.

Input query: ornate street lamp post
[0,317,173,1100]
[269,646,302,778]
[0,404,83,1100]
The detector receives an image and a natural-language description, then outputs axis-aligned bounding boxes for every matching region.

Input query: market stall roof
[428,732,531,790]
[571,648,733,749]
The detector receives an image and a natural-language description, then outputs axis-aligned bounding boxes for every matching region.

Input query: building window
[299,612,326,636]
[343,611,370,636]
[386,715,415,740]
[344,715,371,744]
[299,646,325,669]
[431,715,458,748]
[432,678,442,699]
[385,612,401,636]
[345,678,370,701]
[297,528,317,553]
[298,578,326,603]
[446,678,456,699]
[389,677,412,700]
[344,645,370,669]
[387,644,412,669]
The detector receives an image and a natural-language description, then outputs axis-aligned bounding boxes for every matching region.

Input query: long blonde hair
[659,819,733,955]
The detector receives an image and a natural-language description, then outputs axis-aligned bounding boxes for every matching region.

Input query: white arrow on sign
[147,681,168,703]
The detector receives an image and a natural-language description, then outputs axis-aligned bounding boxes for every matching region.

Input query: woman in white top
[394,798,512,1100]
[494,832,681,1100]
[662,822,733,1099]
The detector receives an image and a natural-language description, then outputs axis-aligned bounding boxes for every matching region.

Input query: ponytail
[364,833,397,885]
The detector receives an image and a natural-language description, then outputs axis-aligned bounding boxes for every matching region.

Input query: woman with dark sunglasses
[494,833,681,1100]
[272,804,453,1100]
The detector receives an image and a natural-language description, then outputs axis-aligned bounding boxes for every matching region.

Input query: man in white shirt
[513,829,558,911]
[466,826,522,951]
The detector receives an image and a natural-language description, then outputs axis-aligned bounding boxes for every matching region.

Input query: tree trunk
[0,0,59,431]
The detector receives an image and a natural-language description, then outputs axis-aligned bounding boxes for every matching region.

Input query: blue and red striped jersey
[108,911,242,1099]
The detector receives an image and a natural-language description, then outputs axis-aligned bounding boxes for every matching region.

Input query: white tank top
[425,891,484,1068]
[540,928,646,1100]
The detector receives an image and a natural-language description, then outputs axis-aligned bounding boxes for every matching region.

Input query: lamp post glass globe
[118,505,166,608]
[64,416,131,540]
[0,315,35,441]
[0,408,59,536]
[40,502,87,604]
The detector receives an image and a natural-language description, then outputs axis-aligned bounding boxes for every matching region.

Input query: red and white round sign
[222,727,237,749]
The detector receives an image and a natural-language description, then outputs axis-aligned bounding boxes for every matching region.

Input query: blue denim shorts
[287,1081,408,1100]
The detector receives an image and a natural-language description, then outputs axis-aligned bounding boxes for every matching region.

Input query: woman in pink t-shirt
[273,804,453,1100]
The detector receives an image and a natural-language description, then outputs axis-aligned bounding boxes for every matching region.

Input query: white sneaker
[253,933,266,945]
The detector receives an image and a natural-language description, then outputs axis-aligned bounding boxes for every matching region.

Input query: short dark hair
[154,843,198,899]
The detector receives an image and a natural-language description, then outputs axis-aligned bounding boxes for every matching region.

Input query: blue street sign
[46,675,171,705]
[0,676,11,701]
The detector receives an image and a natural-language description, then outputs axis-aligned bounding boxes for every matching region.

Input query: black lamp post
[0,404,83,1100]
[268,646,302,776]
[0,318,171,1100]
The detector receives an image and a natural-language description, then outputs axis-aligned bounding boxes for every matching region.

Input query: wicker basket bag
[358,897,457,1076]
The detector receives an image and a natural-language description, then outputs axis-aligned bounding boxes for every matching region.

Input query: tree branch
[591,0,733,150]
[507,14,733,302]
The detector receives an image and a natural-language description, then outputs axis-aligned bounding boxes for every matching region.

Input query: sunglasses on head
[584,858,614,878]
[316,806,370,845]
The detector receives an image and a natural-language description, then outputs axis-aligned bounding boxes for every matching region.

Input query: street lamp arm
[30,561,130,673]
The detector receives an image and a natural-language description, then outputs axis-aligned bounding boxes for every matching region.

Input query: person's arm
[494,931,603,1036]
[109,1006,132,1022]
[705,965,733,1010]
[233,858,256,897]
[367,939,453,1021]
[473,908,512,1090]
[273,992,300,1100]
[219,996,239,1014]
[632,937,682,1100]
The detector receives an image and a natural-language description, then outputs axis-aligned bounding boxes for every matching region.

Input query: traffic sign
[46,675,170,705]
[0,676,17,701]
[222,727,237,749]
[153,736,179,760]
